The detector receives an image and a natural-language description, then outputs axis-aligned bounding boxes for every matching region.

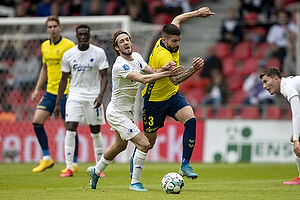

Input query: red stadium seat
[153,13,173,25]
[243,12,258,26]
[194,107,213,119]
[4,90,24,107]
[239,106,260,119]
[105,0,119,15]
[214,106,235,119]
[228,89,247,105]
[232,41,252,61]
[226,72,243,91]
[148,0,164,17]
[254,42,269,59]
[222,57,237,77]
[240,58,258,76]
[215,42,231,60]
[266,106,283,119]
[266,57,281,69]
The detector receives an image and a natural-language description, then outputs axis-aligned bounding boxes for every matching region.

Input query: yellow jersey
[141,38,179,101]
[41,37,75,95]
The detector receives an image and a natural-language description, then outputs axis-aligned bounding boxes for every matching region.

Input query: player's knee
[184,117,196,128]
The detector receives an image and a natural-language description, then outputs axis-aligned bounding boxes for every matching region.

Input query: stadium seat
[4,90,24,107]
[214,106,236,119]
[153,13,173,25]
[222,57,237,77]
[243,12,258,26]
[147,0,164,17]
[249,27,267,44]
[215,42,230,60]
[240,57,258,76]
[226,72,243,91]
[254,42,269,59]
[105,0,119,15]
[266,57,281,69]
[232,41,252,61]
[184,89,204,106]
[239,106,260,119]
[194,107,213,119]
[266,106,283,119]
[228,89,247,105]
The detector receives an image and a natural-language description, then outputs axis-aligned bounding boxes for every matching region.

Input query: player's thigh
[84,102,105,126]
[106,104,140,141]
[174,105,195,124]
[32,109,51,124]
[65,100,84,123]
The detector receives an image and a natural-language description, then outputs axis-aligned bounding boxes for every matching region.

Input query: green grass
[0,162,299,200]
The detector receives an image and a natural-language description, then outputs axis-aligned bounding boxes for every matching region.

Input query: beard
[166,43,179,53]
[119,48,132,56]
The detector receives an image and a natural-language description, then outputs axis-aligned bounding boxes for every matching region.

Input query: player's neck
[51,35,61,44]
[120,54,133,61]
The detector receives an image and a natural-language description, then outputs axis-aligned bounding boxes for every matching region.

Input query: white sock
[65,130,76,170]
[295,156,300,177]
[95,155,112,176]
[91,132,103,163]
[43,155,52,161]
[131,149,147,184]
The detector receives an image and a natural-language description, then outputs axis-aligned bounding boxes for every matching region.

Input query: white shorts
[65,99,105,125]
[106,103,140,141]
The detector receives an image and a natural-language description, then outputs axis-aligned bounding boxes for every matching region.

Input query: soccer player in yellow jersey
[131,7,215,179]
[31,16,78,173]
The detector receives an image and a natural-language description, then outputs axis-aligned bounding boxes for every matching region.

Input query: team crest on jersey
[90,58,94,62]
[128,129,133,133]
[136,61,142,69]
[123,64,130,71]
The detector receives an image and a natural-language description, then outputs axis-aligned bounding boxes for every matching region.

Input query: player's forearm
[172,10,200,27]
[34,67,47,91]
[290,96,300,141]
[142,71,170,84]
[55,78,67,106]
[99,76,108,98]
[169,67,195,85]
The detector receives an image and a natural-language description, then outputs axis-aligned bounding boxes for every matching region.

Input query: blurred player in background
[31,15,79,173]
[54,24,108,178]
[259,67,300,185]
[132,7,214,180]
[86,30,183,191]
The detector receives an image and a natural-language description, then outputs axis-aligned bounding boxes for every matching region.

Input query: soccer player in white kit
[54,24,109,178]
[260,67,300,185]
[86,30,183,191]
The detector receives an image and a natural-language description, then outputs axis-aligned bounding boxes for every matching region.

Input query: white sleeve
[98,49,109,70]
[114,63,133,79]
[61,53,71,73]
[290,96,300,141]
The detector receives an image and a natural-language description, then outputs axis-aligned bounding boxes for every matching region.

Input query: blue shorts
[37,92,67,119]
[142,92,189,133]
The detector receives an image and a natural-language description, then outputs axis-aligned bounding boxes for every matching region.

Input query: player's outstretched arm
[127,61,182,84]
[171,7,215,28]
[169,57,204,85]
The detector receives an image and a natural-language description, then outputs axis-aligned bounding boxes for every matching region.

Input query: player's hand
[293,140,300,158]
[192,57,204,72]
[198,7,215,18]
[54,105,61,119]
[93,96,103,109]
[170,65,184,76]
[161,61,176,72]
[31,89,39,102]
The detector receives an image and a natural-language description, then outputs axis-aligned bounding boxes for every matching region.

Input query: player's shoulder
[90,44,105,53]
[132,52,143,59]
[64,45,78,56]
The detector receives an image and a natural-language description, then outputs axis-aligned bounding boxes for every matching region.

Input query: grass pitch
[0,162,299,200]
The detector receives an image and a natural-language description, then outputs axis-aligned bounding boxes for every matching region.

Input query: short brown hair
[110,30,131,56]
[259,67,282,79]
[45,15,60,26]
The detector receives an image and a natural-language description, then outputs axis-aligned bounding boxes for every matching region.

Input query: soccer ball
[161,172,184,194]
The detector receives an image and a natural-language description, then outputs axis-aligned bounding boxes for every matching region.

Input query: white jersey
[110,52,147,111]
[61,44,109,101]
[280,76,300,102]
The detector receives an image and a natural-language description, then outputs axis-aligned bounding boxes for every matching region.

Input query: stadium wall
[0,119,293,163]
